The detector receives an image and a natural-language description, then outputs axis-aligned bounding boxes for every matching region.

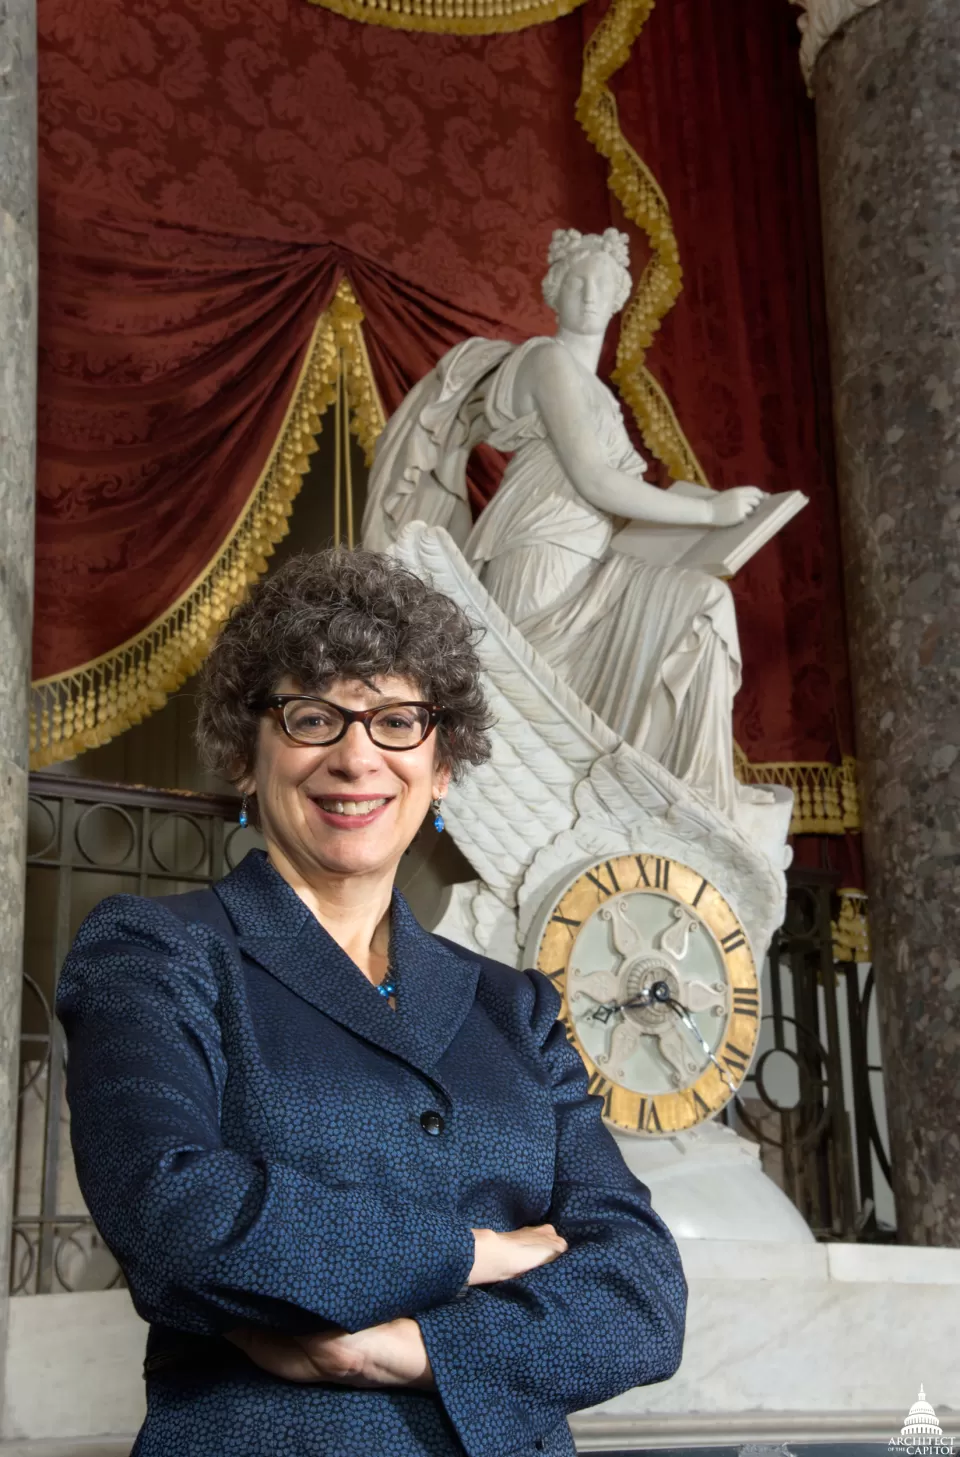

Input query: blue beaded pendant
[432,798,445,833]
[239,795,249,829]
[377,979,396,998]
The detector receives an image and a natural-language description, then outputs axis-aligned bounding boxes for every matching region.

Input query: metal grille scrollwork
[15,774,262,1295]
[729,867,893,1241]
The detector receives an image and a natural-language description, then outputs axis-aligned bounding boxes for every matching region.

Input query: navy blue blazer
[57,849,686,1457]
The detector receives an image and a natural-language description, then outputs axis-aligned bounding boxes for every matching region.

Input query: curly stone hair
[541,227,632,316]
[195,549,493,784]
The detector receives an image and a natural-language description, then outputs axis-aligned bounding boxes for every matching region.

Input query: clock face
[532,853,760,1135]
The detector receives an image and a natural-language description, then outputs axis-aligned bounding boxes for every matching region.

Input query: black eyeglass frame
[253,694,444,751]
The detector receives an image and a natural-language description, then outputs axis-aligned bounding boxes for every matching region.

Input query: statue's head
[542,228,632,335]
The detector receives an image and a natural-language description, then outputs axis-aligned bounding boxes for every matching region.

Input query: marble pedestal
[612,1124,814,1245]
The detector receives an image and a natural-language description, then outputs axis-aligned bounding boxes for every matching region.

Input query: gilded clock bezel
[533,853,760,1136]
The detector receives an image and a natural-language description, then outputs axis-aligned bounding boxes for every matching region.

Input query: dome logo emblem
[889,1386,954,1455]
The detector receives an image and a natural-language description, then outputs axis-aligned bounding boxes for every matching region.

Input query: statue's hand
[709,486,765,528]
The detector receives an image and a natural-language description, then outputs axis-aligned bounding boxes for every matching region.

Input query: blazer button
[419,1110,445,1136]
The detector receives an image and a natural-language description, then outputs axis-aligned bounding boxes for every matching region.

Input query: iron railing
[729,867,893,1240]
[15,772,262,1295]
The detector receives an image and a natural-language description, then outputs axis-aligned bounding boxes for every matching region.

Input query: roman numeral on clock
[721,929,747,953]
[550,913,581,933]
[732,988,760,1019]
[720,1040,751,1075]
[586,861,621,898]
[636,856,670,891]
[587,1071,613,1114]
[636,1098,663,1133]
[692,877,709,908]
[692,1088,712,1119]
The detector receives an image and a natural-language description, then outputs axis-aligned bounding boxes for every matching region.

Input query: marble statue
[386,521,805,1243]
[363,229,767,823]
[363,231,808,1240]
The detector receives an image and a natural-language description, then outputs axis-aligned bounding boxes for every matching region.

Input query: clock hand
[584,1001,620,1025]
[584,981,670,1019]
[587,981,738,1094]
[584,987,659,1023]
[657,990,738,1094]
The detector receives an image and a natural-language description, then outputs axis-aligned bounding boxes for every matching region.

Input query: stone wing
[390,523,787,963]
[389,522,619,909]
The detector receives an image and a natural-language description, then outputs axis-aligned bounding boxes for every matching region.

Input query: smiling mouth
[314,797,390,816]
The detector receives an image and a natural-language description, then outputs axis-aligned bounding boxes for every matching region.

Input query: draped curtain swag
[34,0,857,844]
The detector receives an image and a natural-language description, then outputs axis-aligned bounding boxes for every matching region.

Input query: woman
[57,549,687,1457]
[363,229,764,817]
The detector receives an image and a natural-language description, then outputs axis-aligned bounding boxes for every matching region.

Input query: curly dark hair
[195,549,493,784]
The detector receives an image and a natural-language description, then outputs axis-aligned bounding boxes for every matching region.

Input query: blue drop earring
[239,794,249,829]
[431,797,445,833]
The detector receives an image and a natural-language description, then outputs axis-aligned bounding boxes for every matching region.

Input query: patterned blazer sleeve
[415,968,687,1457]
[56,895,475,1336]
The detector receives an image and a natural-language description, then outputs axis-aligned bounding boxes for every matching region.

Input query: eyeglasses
[254,694,443,751]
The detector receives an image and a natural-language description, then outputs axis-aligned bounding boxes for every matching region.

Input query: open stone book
[611,483,809,577]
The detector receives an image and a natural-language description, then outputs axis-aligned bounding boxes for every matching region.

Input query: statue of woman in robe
[362,228,767,821]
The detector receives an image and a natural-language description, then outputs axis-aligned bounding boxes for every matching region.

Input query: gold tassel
[832,889,871,963]
[735,749,862,837]
[30,280,383,767]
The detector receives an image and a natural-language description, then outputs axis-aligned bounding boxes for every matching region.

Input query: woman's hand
[709,486,766,528]
[468,1223,568,1285]
[226,1317,434,1390]
[226,1224,571,1387]
[226,1325,364,1386]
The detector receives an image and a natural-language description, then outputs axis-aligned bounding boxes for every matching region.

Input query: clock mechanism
[531,853,760,1135]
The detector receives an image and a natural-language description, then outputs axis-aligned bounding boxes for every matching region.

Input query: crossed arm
[224,1221,569,1390]
[57,897,686,1455]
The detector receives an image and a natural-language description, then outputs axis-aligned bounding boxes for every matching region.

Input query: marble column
[0,0,38,1390]
[812,0,960,1244]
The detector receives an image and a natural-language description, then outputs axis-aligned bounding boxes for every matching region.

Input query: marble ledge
[676,1236,960,1284]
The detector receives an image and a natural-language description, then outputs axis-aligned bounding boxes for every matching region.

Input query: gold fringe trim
[302,0,588,36]
[734,748,861,837]
[832,888,871,964]
[576,0,709,486]
[30,280,383,768]
[335,286,387,461]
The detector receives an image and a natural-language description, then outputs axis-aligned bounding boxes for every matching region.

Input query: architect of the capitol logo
[888,1387,954,1455]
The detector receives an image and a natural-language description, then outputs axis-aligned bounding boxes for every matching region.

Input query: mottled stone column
[814,0,960,1244]
[0,0,38,1385]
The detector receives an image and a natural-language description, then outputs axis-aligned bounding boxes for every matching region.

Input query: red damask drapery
[34,0,856,843]
[34,0,610,750]
[616,5,854,777]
